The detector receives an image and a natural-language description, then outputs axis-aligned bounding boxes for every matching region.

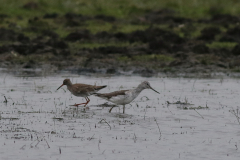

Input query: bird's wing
[95,90,129,99]
[71,84,90,92]
[73,84,105,95]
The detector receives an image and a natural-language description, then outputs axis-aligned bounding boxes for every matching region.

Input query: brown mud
[1,8,240,76]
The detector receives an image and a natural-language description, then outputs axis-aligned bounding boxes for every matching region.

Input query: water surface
[0,72,239,160]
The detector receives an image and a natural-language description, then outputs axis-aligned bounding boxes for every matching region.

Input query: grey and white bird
[94,81,160,113]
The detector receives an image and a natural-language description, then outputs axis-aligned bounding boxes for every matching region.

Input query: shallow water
[0,72,240,160]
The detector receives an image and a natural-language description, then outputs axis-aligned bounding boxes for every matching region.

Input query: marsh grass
[1,0,240,18]
[10,54,55,65]
[118,54,175,63]
[154,117,161,140]
[197,55,219,65]
[0,117,19,120]
[134,54,175,62]
[69,41,135,50]
[99,119,111,130]
[52,117,64,121]
[230,107,240,125]
[207,42,238,49]
[1,0,239,65]
[188,106,209,110]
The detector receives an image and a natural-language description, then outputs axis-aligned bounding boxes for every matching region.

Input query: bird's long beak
[149,86,160,94]
[57,84,64,91]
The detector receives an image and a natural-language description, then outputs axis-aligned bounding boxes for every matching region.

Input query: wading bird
[94,81,159,113]
[57,79,107,107]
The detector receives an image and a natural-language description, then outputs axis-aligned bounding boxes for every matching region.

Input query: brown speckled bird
[57,79,107,107]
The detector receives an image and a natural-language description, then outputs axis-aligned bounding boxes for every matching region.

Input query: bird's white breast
[108,90,139,105]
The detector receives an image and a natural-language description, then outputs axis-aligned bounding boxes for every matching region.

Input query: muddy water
[0,72,239,160]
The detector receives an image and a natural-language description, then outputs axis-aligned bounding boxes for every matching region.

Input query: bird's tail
[94,93,110,100]
[93,93,109,101]
[93,93,103,97]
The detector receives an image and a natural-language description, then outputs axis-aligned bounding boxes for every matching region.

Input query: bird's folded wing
[96,90,129,99]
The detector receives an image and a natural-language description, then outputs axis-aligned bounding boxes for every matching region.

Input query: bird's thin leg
[70,97,89,107]
[109,106,115,113]
[71,102,86,107]
[123,105,125,114]
[84,97,90,107]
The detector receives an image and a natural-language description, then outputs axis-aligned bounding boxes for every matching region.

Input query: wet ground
[0,71,240,160]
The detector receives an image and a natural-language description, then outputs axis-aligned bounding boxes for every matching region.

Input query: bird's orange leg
[70,97,90,107]
[84,97,90,107]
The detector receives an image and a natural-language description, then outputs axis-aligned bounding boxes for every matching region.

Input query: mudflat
[0,0,240,75]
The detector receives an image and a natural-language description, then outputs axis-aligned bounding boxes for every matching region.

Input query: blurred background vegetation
[1,0,240,18]
[1,0,240,71]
